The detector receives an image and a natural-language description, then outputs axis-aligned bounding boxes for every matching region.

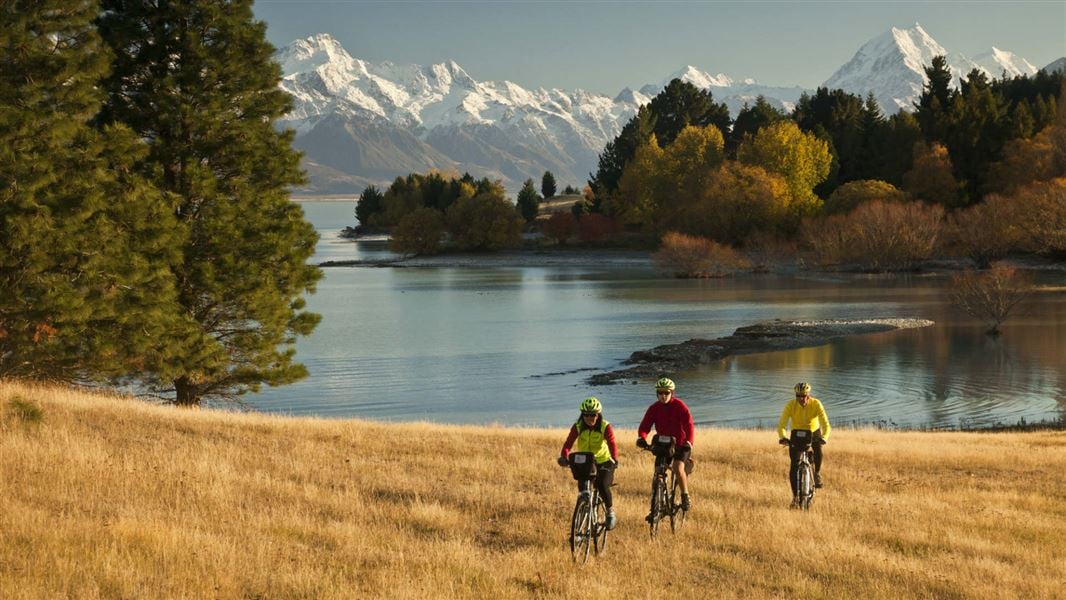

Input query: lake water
[249,201,1066,430]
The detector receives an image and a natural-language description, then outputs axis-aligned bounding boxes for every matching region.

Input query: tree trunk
[174,376,201,407]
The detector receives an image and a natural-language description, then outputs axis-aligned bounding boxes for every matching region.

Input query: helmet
[580,396,602,414]
[794,382,811,395]
[655,377,675,391]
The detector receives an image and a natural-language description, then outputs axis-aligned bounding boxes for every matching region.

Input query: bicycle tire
[799,463,814,511]
[593,493,609,556]
[570,494,592,563]
[670,471,687,533]
[649,478,663,539]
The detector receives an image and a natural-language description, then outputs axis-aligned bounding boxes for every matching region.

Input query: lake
[249,201,1066,430]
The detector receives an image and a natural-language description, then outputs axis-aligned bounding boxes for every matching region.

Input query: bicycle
[782,429,818,511]
[563,452,609,562]
[640,435,689,538]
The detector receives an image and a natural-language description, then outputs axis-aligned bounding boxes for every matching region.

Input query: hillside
[1,381,1064,598]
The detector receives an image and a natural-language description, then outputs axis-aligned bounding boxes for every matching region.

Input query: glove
[557,456,568,467]
[612,458,619,468]
[636,438,649,449]
[820,438,828,446]
[778,438,790,446]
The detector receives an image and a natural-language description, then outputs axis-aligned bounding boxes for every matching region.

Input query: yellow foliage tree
[903,142,961,207]
[825,180,908,215]
[736,121,831,216]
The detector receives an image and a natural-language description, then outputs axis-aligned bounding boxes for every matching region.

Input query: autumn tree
[824,180,908,215]
[950,265,1033,335]
[902,142,961,207]
[737,121,831,216]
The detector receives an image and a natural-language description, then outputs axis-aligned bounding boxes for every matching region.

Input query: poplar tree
[0,1,184,380]
[97,1,321,405]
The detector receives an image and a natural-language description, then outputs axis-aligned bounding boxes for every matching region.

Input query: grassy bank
[1,381,1064,599]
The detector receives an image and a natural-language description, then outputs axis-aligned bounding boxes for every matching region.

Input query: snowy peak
[665,65,734,89]
[964,47,1038,79]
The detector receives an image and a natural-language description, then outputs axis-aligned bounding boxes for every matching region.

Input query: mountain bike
[563,452,609,562]
[640,435,689,538]
[784,429,817,511]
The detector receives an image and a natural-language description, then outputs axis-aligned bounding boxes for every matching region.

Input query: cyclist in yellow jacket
[777,382,831,507]
[558,397,619,530]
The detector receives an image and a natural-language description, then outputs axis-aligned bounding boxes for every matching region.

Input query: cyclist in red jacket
[636,377,694,518]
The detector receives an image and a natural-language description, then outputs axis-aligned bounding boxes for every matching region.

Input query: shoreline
[587,318,936,385]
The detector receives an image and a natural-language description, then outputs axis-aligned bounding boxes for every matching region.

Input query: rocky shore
[587,318,935,385]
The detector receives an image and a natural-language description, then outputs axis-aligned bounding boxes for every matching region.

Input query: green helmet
[655,377,676,391]
[580,396,602,414]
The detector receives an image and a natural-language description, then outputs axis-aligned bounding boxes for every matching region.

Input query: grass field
[1,380,1064,599]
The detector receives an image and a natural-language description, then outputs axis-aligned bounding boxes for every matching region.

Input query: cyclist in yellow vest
[558,397,619,530]
[777,382,831,508]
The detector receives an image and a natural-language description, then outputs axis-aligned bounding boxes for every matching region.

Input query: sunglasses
[656,390,671,396]
[582,412,598,417]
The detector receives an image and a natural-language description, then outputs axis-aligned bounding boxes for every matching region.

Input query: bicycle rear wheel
[570,494,592,562]
[669,472,687,533]
[592,494,609,556]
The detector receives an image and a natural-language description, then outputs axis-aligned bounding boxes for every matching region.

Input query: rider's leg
[788,445,802,496]
[596,464,614,510]
[812,430,824,473]
[672,458,689,494]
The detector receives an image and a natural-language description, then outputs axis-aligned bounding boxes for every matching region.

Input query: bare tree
[949,265,1033,335]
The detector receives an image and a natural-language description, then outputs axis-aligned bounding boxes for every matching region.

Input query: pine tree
[0,0,185,381]
[517,178,541,222]
[729,96,787,155]
[916,56,956,142]
[356,185,384,226]
[541,171,556,199]
[647,79,732,146]
[97,1,322,405]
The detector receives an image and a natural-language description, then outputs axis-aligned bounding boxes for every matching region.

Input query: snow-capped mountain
[1044,57,1066,74]
[824,23,1039,112]
[278,27,1043,195]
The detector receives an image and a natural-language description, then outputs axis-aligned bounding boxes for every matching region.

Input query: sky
[254,0,1066,95]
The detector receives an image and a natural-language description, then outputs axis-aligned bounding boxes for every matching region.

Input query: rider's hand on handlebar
[557,455,568,467]
[636,438,649,449]
[820,438,828,446]
[778,438,790,446]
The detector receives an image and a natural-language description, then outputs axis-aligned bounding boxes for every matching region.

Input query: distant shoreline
[291,196,357,202]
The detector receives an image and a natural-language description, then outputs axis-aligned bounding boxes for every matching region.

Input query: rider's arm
[815,399,831,441]
[636,405,656,442]
[560,424,579,459]
[603,423,618,461]
[777,400,793,440]
[682,404,694,447]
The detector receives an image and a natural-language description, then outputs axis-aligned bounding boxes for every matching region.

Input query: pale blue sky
[255,0,1066,94]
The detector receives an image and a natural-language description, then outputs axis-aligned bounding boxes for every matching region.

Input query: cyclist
[558,396,619,530]
[636,377,694,518]
[777,382,831,508]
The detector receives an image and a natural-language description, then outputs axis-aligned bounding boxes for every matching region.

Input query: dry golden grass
[2,380,1065,599]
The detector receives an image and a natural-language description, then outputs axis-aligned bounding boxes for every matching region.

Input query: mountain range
[277,24,1062,195]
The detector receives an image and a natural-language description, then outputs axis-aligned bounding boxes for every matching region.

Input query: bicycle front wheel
[570,495,592,563]
[649,479,664,539]
[670,472,687,533]
[798,464,814,511]
[592,494,609,556]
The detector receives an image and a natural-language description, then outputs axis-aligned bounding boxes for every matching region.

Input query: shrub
[390,208,445,255]
[576,213,621,244]
[542,212,577,245]
[6,396,43,425]
[1014,178,1066,256]
[949,265,1033,335]
[946,194,1027,268]
[824,180,908,215]
[743,231,797,273]
[653,232,750,278]
[804,200,944,271]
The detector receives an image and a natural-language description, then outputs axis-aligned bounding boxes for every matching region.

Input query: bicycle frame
[567,453,608,562]
[790,440,816,511]
[642,436,688,537]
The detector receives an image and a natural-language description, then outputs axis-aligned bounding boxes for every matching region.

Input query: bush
[946,194,1027,268]
[743,231,797,273]
[390,208,445,255]
[949,265,1033,335]
[5,396,43,426]
[804,200,944,271]
[824,180,908,215]
[542,212,577,245]
[1014,178,1066,256]
[445,193,523,251]
[653,232,750,278]
[576,213,621,243]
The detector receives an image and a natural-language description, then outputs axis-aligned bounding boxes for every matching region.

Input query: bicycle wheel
[670,471,687,533]
[570,494,592,563]
[592,493,609,556]
[648,478,663,539]
[798,463,813,511]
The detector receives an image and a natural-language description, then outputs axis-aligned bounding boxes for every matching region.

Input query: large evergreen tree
[516,178,541,222]
[916,55,956,142]
[541,171,556,199]
[0,1,184,380]
[97,1,321,405]
[730,96,787,155]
